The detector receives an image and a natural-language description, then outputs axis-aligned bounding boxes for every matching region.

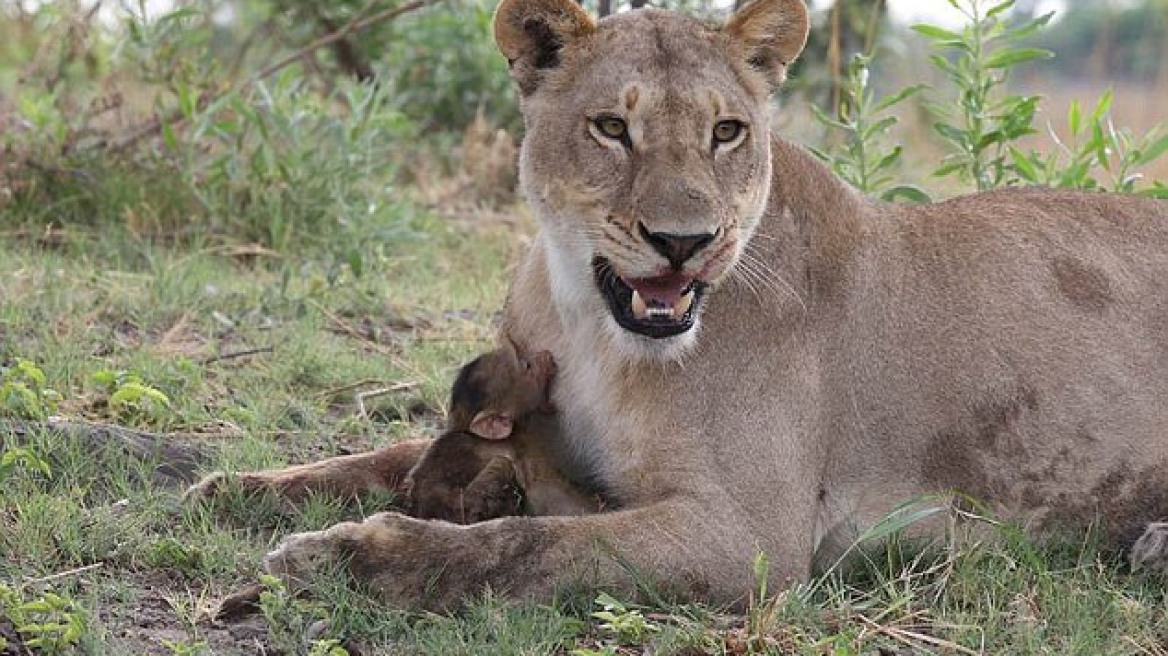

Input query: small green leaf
[928,54,960,81]
[933,122,969,147]
[163,122,179,152]
[986,0,1015,19]
[157,7,200,24]
[985,48,1054,70]
[873,85,927,113]
[1009,147,1039,182]
[881,185,933,204]
[874,146,903,172]
[806,145,830,163]
[809,104,849,132]
[1068,100,1082,137]
[977,130,1006,150]
[19,601,54,613]
[1134,134,1168,167]
[911,24,963,42]
[91,370,118,388]
[863,116,898,141]
[1093,123,1111,171]
[594,592,623,612]
[1006,12,1055,40]
[346,249,364,278]
[177,83,196,120]
[862,498,948,544]
[1090,90,1114,124]
[933,160,967,178]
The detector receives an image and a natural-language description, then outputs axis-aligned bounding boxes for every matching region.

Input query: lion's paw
[1130,522,1168,574]
[262,525,354,584]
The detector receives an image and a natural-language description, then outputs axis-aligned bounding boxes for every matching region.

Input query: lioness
[218,0,1168,610]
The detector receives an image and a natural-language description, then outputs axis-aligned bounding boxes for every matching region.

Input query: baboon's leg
[183,439,431,504]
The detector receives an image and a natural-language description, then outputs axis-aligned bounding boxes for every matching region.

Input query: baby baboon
[405,341,600,523]
[185,341,599,526]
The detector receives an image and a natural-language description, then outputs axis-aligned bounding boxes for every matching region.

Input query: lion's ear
[494,0,595,95]
[469,410,515,440]
[724,0,809,89]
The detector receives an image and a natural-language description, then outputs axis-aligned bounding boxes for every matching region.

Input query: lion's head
[494,0,808,358]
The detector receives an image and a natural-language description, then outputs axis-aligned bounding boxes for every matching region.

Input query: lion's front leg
[263,513,532,610]
[263,498,813,611]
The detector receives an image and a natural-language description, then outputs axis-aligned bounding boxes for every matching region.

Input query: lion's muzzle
[593,256,709,339]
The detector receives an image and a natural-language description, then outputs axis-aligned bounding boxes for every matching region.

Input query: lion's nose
[637,223,717,269]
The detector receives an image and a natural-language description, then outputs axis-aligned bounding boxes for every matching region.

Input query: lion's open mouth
[592,257,708,339]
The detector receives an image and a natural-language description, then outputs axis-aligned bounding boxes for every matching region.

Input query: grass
[3,201,1168,655]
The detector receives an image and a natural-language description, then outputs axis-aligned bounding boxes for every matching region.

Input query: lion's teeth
[674,290,694,315]
[631,290,648,319]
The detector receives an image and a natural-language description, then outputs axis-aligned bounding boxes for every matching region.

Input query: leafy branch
[914,0,1054,190]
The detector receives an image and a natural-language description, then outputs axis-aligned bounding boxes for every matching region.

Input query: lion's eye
[594,116,628,141]
[713,120,745,144]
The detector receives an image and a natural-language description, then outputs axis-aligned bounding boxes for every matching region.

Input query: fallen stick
[0,419,207,485]
[199,346,274,366]
[356,381,418,419]
[25,562,105,586]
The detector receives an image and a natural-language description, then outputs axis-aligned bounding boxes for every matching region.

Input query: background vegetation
[1,0,1167,653]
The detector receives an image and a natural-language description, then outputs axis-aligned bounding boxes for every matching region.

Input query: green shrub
[92,369,174,426]
[916,0,1167,196]
[0,359,60,421]
[814,0,1167,199]
[178,74,415,248]
[377,2,519,132]
[0,584,87,654]
[913,0,1054,190]
[810,54,929,202]
[0,0,423,250]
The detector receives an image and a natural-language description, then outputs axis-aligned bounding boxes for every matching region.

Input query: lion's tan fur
[205,0,1168,611]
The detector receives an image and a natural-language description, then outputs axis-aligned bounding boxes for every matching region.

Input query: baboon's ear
[494,0,595,95]
[724,0,809,88]
[469,410,515,440]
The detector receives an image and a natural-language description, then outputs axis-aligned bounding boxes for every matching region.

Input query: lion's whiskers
[735,248,808,315]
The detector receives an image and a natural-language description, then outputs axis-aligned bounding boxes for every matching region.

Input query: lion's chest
[550,348,671,502]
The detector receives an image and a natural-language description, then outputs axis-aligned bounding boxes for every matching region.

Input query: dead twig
[857,616,980,656]
[311,6,375,81]
[25,562,105,586]
[1125,636,1168,656]
[356,381,418,419]
[315,379,386,399]
[104,0,441,154]
[199,346,274,366]
[202,243,283,259]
